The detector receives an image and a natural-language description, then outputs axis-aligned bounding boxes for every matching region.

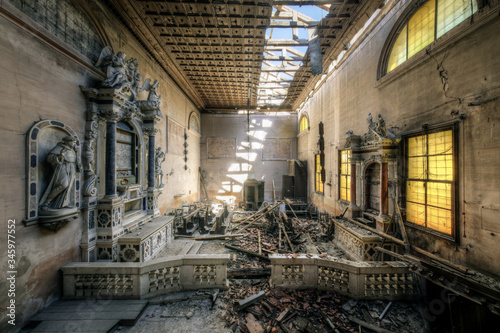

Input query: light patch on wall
[248,130,267,141]
[227,173,249,184]
[262,119,273,128]
[236,152,258,161]
[216,195,237,204]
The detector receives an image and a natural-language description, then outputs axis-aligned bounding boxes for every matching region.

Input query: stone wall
[298,0,500,277]
[0,1,200,331]
[201,113,297,205]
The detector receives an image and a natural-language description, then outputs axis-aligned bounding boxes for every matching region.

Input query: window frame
[403,123,459,241]
[298,113,310,134]
[339,150,351,203]
[377,0,482,82]
[315,154,324,194]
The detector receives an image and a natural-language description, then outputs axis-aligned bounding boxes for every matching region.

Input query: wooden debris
[379,301,392,320]
[238,290,267,310]
[320,310,340,333]
[191,233,247,241]
[276,308,290,322]
[258,230,262,255]
[225,244,270,261]
[348,315,396,333]
[228,267,271,278]
[246,313,265,333]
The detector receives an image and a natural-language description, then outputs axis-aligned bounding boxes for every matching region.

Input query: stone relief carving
[155,147,165,188]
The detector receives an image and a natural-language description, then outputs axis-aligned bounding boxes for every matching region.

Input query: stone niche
[341,113,401,232]
[24,120,81,232]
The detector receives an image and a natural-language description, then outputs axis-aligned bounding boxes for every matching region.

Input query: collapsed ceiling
[106,0,383,112]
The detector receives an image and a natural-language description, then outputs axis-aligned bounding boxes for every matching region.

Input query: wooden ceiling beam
[266,39,309,46]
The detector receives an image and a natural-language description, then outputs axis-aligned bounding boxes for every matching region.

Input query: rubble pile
[220,280,425,333]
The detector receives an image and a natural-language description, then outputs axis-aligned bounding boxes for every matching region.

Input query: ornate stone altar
[78,48,170,261]
[341,114,401,230]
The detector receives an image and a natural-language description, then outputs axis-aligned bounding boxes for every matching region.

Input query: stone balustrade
[269,254,416,301]
[61,254,230,299]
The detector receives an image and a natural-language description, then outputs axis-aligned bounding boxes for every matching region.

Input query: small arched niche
[365,162,381,214]
[25,120,81,231]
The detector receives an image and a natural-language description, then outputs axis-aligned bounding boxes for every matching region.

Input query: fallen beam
[238,290,266,310]
[191,233,247,241]
[224,244,270,261]
[348,315,396,333]
[346,218,470,274]
[228,267,271,278]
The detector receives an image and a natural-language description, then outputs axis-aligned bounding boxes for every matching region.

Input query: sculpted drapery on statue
[40,136,81,211]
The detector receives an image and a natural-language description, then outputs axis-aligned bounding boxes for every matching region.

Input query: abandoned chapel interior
[1,0,500,332]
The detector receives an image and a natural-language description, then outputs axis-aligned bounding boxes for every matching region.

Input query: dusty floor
[116,296,231,333]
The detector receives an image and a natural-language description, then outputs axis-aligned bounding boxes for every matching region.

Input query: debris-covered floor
[116,281,427,333]
[116,203,429,333]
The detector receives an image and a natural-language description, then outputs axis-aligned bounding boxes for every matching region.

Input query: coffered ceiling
[106,0,383,112]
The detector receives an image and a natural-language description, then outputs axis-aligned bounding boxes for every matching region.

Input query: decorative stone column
[381,162,389,216]
[80,87,100,261]
[96,107,124,262]
[349,155,362,218]
[144,127,160,217]
[105,119,118,197]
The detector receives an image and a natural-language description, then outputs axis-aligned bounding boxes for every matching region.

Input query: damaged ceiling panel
[107,0,384,112]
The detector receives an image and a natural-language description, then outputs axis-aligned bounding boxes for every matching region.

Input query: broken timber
[238,290,266,310]
[224,243,270,261]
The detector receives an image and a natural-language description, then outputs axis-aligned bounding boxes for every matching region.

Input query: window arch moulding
[375,0,496,87]
[298,113,310,135]
[188,111,201,136]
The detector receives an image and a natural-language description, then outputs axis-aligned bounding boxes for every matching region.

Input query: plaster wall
[201,114,297,205]
[0,1,200,331]
[298,0,500,277]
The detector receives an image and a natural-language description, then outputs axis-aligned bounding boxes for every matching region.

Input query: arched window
[299,115,309,133]
[189,112,200,134]
[386,0,477,73]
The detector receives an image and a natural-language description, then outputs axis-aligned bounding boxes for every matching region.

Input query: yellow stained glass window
[299,116,309,133]
[386,0,476,74]
[408,0,435,58]
[406,129,454,235]
[340,150,351,201]
[387,25,407,72]
[437,0,477,38]
[315,154,323,193]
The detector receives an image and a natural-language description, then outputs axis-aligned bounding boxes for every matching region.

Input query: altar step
[28,299,148,332]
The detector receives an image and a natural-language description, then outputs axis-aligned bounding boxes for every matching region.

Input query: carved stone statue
[155,147,165,188]
[101,51,128,88]
[137,78,162,111]
[39,136,81,213]
[367,113,374,130]
[375,113,388,137]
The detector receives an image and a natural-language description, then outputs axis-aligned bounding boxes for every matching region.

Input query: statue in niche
[39,136,81,213]
[155,147,165,188]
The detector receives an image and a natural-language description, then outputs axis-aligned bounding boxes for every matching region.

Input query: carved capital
[100,110,120,122]
[143,128,159,136]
